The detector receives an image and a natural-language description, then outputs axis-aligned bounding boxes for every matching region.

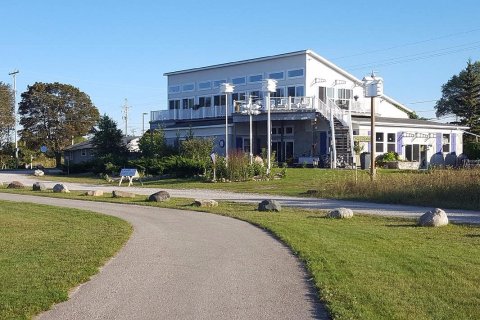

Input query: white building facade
[150,50,467,168]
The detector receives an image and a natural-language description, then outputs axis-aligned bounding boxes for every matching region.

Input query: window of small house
[443,134,450,152]
[376,132,384,153]
[387,133,396,152]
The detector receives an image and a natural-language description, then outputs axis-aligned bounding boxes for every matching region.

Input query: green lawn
[0,201,132,320]
[1,189,479,319]
[32,168,480,210]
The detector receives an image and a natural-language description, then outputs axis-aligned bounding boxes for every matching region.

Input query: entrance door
[319,132,327,155]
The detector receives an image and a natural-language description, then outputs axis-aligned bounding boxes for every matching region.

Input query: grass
[31,168,480,210]
[0,200,132,320]
[1,188,479,319]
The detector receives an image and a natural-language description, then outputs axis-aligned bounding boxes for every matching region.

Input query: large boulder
[32,182,47,191]
[85,190,104,197]
[418,208,449,227]
[258,199,281,212]
[148,191,170,202]
[112,190,136,198]
[7,181,24,189]
[327,208,354,219]
[53,184,70,193]
[34,169,44,177]
[193,199,218,207]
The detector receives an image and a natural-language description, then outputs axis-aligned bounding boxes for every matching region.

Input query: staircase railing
[318,99,355,167]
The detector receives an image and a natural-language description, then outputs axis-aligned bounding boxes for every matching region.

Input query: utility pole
[9,70,19,166]
[122,98,130,136]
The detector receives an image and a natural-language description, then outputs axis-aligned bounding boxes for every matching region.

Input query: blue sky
[1,0,479,135]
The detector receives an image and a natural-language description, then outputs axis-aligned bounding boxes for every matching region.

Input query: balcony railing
[150,96,369,122]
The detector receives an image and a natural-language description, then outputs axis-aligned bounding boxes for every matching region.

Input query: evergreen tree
[91,115,127,159]
[435,60,480,135]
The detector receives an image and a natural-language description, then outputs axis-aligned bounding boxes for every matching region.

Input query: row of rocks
[2,181,450,226]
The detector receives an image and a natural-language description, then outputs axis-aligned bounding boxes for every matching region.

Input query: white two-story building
[150,50,467,167]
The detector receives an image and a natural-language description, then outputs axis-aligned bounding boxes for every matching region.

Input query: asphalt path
[0,193,328,320]
[2,171,480,224]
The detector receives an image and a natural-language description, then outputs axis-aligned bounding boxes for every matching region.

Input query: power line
[346,41,480,70]
[332,26,480,60]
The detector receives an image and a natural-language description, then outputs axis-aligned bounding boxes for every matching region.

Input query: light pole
[220,83,234,164]
[8,70,19,166]
[362,72,383,181]
[262,79,277,174]
[241,95,261,164]
[142,112,148,135]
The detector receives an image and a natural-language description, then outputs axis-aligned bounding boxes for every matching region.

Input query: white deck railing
[150,96,369,123]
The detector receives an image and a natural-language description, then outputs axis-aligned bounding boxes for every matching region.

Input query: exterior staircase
[333,119,352,167]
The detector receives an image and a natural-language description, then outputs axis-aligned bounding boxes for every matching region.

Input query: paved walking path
[2,171,480,224]
[0,193,327,320]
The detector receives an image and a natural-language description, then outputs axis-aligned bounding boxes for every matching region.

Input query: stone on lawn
[148,191,170,202]
[53,184,70,193]
[112,190,136,198]
[34,169,44,177]
[327,208,354,219]
[193,199,218,207]
[85,190,104,197]
[7,181,24,189]
[32,182,46,191]
[418,208,448,227]
[258,199,281,212]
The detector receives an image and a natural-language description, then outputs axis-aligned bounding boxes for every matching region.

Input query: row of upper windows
[168,85,305,110]
[168,69,305,94]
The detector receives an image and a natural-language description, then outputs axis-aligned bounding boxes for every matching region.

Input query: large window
[287,69,304,78]
[376,132,384,153]
[248,74,263,83]
[182,83,195,92]
[443,134,450,153]
[198,96,211,108]
[232,77,246,85]
[268,71,284,80]
[198,81,211,90]
[287,85,304,97]
[213,95,226,107]
[182,98,194,109]
[168,85,180,94]
[169,99,180,110]
[232,92,246,102]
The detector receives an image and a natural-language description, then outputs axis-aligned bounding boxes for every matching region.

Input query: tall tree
[0,82,15,148]
[138,128,167,158]
[18,82,100,166]
[435,60,480,135]
[91,114,126,159]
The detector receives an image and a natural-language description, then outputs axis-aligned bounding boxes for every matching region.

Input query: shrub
[464,141,480,159]
[162,155,205,178]
[376,151,400,167]
[128,157,165,175]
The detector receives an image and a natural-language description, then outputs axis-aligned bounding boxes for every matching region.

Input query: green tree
[435,60,480,135]
[91,114,127,159]
[18,82,99,166]
[138,128,167,158]
[0,82,14,147]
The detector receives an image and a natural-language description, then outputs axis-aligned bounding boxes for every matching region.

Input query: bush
[63,161,95,174]
[376,151,400,167]
[464,141,480,159]
[128,157,165,175]
[162,155,205,178]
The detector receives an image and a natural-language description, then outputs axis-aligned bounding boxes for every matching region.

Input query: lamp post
[142,112,148,135]
[262,79,277,174]
[8,70,19,166]
[219,83,235,164]
[241,95,261,164]
[362,72,383,181]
